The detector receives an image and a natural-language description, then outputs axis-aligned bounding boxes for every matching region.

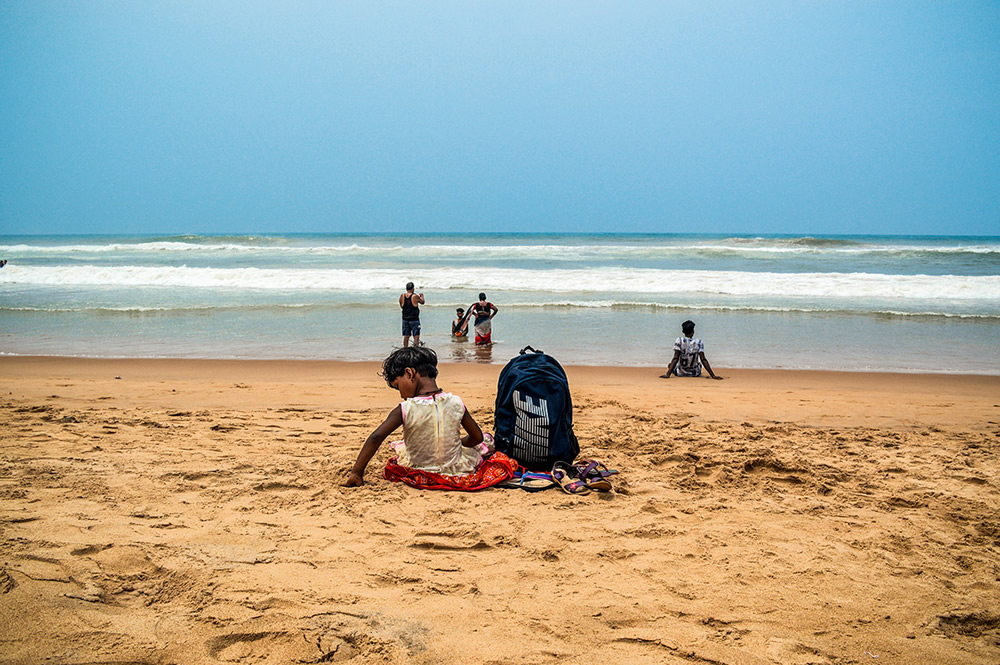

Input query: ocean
[1,233,998,374]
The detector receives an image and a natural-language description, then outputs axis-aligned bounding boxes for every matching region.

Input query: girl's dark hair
[380,346,439,385]
[479,292,487,301]
[681,320,696,334]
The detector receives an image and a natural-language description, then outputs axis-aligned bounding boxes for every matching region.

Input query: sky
[1,2,998,236]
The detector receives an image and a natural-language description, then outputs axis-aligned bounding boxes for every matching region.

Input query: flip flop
[519,472,557,492]
[552,461,590,495]
[574,460,618,491]
[497,472,556,492]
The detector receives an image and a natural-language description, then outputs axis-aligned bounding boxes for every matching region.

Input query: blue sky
[1,2,998,236]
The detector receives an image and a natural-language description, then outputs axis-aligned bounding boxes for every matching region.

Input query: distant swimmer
[469,293,498,346]
[660,320,723,380]
[400,282,425,348]
[0,259,6,268]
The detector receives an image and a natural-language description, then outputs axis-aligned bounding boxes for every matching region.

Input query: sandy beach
[1,356,999,664]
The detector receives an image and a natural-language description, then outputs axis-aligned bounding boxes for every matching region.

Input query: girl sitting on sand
[344,346,516,490]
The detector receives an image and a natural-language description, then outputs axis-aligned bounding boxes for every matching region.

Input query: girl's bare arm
[460,408,484,447]
[345,405,404,486]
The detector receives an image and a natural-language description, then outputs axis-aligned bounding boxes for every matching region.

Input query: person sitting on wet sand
[660,320,723,380]
[343,346,516,490]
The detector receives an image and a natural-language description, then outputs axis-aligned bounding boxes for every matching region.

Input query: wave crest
[2,265,998,303]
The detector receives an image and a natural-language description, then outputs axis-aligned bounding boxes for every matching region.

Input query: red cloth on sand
[383,451,518,491]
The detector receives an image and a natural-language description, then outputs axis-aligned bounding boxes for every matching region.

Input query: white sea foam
[3,234,997,371]
[3,301,997,319]
[3,265,999,302]
[0,241,371,255]
[3,240,998,259]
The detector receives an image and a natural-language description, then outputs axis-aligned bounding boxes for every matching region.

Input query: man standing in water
[400,282,425,348]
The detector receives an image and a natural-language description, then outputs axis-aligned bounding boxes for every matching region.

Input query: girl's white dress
[392,392,483,476]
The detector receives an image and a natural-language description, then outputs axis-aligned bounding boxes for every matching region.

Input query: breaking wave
[2,264,998,302]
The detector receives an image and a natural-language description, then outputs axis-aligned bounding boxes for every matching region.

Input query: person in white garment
[660,320,723,380]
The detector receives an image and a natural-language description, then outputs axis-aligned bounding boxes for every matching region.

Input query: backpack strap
[520,345,543,355]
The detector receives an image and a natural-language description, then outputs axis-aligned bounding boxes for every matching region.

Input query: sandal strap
[576,460,619,479]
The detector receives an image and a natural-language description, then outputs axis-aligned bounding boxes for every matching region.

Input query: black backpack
[494,346,579,471]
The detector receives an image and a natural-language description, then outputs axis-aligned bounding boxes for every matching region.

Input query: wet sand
[1,356,999,664]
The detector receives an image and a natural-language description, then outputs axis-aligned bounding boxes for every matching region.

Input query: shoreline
[6,352,1000,376]
[3,355,998,429]
[3,351,1000,376]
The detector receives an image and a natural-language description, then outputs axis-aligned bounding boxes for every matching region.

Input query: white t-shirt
[673,337,704,376]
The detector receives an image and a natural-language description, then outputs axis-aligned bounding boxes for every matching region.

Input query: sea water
[1,233,998,374]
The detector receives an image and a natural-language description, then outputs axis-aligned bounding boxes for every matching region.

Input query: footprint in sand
[766,637,833,664]
[408,529,493,551]
[207,631,334,663]
[743,457,808,485]
[91,544,164,578]
[0,569,15,593]
[70,543,113,556]
[252,481,307,491]
[933,611,1000,640]
[694,463,728,484]
[204,614,422,663]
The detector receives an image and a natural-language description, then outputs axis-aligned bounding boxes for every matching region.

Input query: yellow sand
[1,357,999,664]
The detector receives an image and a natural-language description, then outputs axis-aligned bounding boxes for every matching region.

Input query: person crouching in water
[452,307,469,339]
[660,319,723,380]
[344,346,504,488]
